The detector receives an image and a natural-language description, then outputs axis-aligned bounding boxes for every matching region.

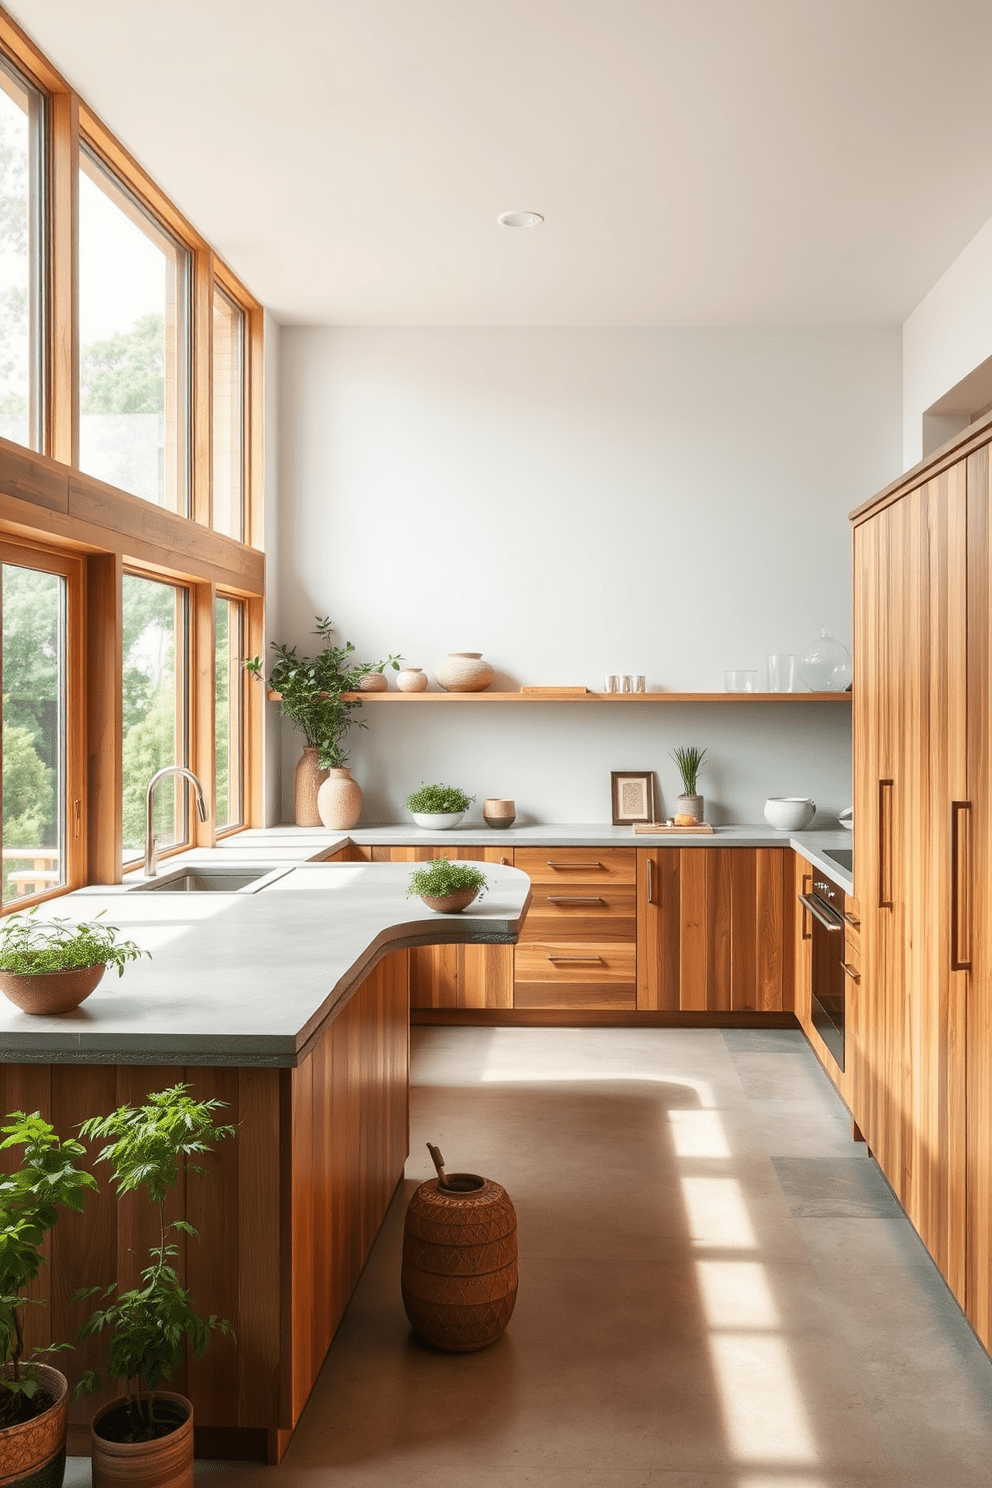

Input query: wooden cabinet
[637,846,793,1013]
[367,844,513,1010]
[512,847,636,1010]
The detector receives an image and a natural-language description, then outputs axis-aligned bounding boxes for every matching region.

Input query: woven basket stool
[402,1156,518,1353]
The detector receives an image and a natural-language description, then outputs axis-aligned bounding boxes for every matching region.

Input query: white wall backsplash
[274,326,900,824]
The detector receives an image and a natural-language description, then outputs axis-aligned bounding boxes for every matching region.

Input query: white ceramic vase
[434,652,495,692]
[411,811,465,830]
[317,768,363,829]
[397,667,429,693]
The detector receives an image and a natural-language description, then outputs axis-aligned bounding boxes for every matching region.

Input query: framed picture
[611,771,655,826]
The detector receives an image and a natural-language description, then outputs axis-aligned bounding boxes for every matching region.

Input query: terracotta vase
[294,747,329,827]
[316,768,363,830]
[0,1363,68,1488]
[90,1393,192,1488]
[434,652,495,693]
[396,667,429,693]
[0,963,105,1016]
[420,889,478,914]
[402,1173,518,1352]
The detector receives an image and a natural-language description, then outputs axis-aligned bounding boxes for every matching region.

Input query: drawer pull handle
[547,955,604,963]
[798,892,844,931]
[546,860,604,869]
[547,896,605,905]
[842,911,860,928]
[841,961,861,983]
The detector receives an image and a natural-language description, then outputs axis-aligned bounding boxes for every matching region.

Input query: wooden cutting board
[631,822,714,834]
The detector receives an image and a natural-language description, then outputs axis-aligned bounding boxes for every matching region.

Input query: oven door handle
[798,892,845,932]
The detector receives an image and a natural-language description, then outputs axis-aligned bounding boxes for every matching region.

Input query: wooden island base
[2,950,411,1466]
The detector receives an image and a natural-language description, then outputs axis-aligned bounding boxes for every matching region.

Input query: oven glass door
[802,878,847,1070]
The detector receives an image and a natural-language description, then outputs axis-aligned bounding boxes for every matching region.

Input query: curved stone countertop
[0,862,531,1069]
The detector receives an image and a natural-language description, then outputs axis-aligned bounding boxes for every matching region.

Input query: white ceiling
[10,0,992,326]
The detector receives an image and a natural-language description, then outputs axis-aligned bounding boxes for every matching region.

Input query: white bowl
[410,811,465,831]
[763,797,816,831]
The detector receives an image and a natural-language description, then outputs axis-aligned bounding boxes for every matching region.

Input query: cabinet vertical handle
[647,856,656,906]
[878,779,894,909]
[951,800,972,972]
[800,876,812,940]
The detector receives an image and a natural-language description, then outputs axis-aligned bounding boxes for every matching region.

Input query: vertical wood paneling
[49,90,78,467]
[185,1066,240,1421]
[233,1068,281,1424]
[678,849,708,1010]
[86,552,122,884]
[729,849,757,1011]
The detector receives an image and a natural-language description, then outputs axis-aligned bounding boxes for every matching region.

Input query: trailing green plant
[74,1085,236,1441]
[407,861,488,902]
[403,783,475,815]
[244,617,401,769]
[670,746,707,798]
[0,909,148,978]
[0,1111,97,1428]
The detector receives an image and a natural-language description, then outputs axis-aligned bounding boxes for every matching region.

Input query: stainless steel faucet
[145,766,209,877]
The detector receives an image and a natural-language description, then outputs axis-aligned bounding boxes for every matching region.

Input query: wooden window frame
[0,6,266,896]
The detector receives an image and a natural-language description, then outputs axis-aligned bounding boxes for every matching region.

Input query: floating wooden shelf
[268,690,851,704]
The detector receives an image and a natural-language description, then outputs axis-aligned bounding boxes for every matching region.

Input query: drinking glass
[629,675,646,693]
[767,654,797,692]
[621,674,633,693]
[605,674,620,693]
[725,669,757,693]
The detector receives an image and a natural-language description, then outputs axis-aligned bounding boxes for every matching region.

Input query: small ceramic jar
[483,799,516,829]
[397,667,429,693]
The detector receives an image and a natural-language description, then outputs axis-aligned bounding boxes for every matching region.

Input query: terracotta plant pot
[0,963,105,1016]
[316,768,363,830]
[420,890,479,914]
[402,1174,518,1351]
[0,1363,68,1488]
[434,652,495,693]
[90,1392,192,1488]
[483,798,516,829]
[294,747,329,827]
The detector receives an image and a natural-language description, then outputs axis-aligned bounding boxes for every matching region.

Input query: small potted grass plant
[0,1110,98,1488]
[74,1084,235,1488]
[403,783,475,830]
[408,861,489,914]
[670,746,707,824]
[0,909,148,1016]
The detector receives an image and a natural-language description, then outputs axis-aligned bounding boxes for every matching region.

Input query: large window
[122,574,188,862]
[1,555,69,904]
[214,596,243,831]
[0,57,44,451]
[78,148,190,512]
[212,287,245,540]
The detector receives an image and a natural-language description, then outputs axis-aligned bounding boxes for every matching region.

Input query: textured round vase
[434,652,495,693]
[676,794,704,824]
[0,963,105,1016]
[483,798,516,830]
[396,667,429,693]
[90,1393,192,1488]
[357,672,389,692]
[0,1363,68,1488]
[317,768,363,830]
[420,889,478,914]
[402,1174,518,1352]
[294,747,329,827]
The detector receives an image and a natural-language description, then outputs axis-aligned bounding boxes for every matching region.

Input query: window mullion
[49,88,77,466]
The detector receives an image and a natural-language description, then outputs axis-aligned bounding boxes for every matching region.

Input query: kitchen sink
[129,865,290,893]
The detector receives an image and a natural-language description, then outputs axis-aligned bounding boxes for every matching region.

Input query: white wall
[274,326,901,825]
[903,213,992,469]
[261,311,282,826]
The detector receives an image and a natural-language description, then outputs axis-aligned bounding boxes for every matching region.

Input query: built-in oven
[799,874,848,1070]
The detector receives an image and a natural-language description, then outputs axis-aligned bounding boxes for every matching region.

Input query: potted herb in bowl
[408,861,489,914]
[0,910,149,1016]
[0,1110,98,1488]
[404,783,475,830]
[670,746,707,825]
[74,1084,235,1488]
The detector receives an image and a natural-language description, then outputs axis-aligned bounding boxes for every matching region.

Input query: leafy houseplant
[0,1111,97,1480]
[75,1084,235,1472]
[404,783,475,830]
[670,746,707,824]
[0,910,148,1016]
[408,861,488,914]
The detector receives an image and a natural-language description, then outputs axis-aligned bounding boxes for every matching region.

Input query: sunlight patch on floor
[681,1176,758,1249]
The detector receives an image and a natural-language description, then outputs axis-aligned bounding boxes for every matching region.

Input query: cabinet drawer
[518,885,636,943]
[515,942,636,1010]
[514,848,636,885]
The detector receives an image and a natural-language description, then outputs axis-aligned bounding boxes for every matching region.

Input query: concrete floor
[67,1026,992,1486]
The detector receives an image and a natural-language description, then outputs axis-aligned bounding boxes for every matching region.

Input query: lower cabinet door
[513,943,636,1010]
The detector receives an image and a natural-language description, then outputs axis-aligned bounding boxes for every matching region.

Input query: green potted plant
[0,1110,98,1488]
[408,861,488,914]
[245,616,401,827]
[670,746,707,824]
[74,1084,235,1488]
[403,783,475,831]
[0,910,149,1016]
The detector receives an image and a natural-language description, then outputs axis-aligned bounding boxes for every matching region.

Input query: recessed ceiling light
[498,210,544,229]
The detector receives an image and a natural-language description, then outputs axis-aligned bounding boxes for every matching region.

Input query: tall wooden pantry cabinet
[851,418,990,1346]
